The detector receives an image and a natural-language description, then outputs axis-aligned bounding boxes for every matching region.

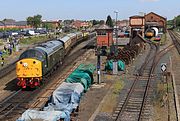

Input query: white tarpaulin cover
[17,82,84,121]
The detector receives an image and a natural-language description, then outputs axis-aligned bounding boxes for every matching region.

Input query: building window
[151,16,153,19]
[97,31,107,35]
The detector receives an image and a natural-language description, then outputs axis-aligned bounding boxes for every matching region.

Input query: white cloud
[139,0,160,2]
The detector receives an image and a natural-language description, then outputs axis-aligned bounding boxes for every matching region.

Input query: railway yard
[0,10,180,121]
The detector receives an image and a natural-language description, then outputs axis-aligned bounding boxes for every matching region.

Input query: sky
[0,0,180,21]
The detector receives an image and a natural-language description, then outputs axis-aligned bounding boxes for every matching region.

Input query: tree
[175,15,180,27]
[42,22,54,29]
[106,15,113,27]
[33,14,42,28]
[92,20,99,25]
[27,16,34,26]
[99,20,105,25]
[27,14,42,28]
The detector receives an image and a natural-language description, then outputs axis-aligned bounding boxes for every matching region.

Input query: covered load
[17,109,69,121]
[105,60,125,71]
[65,64,96,91]
[17,64,95,121]
[17,82,84,121]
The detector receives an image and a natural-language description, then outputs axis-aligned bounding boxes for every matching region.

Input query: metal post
[97,47,101,84]
[113,11,118,75]
[114,11,118,55]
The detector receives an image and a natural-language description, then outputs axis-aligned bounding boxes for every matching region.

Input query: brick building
[117,20,129,28]
[129,15,145,38]
[42,20,62,28]
[145,12,167,32]
[95,24,113,48]
[71,20,91,29]
[0,20,31,29]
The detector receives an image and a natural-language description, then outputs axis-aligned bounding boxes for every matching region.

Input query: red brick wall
[145,13,166,27]
[97,31,113,47]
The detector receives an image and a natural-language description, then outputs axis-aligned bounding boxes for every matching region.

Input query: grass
[19,34,56,45]
[159,34,166,45]
[0,42,3,46]
[100,77,124,113]
[174,27,180,32]
[156,81,172,102]
[113,78,124,94]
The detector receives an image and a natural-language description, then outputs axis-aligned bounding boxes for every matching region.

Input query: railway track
[0,37,95,120]
[168,30,180,54]
[112,42,158,121]
[112,37,177,121]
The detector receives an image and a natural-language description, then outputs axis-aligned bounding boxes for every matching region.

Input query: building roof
[0,22,4,26]
[4,21,15,26]
[15,21,27,26]
[0,21,28,27]
[129,34,146,46]
[96,24,113,30]
[145,12,166,20]
[129,15,144,18]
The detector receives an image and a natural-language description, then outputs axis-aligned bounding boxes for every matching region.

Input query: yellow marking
[16,58,42,78]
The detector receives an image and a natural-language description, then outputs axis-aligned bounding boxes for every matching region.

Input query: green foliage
[27,14,42,28]
[106,15,113,27]
[42,22,54,29]
[92,20,99,25]
[167,20,173,25]
[0,41,3,46]
[0,28,21,32]
[27,16,34,26]
[20,35,52,45]
[113,79,124,94]
[175,15,180,27]
[99,20,105,25]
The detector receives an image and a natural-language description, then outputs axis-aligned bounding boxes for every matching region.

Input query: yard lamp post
[114,11,118,56]
[113,11,118,75]
[114,11,118,53]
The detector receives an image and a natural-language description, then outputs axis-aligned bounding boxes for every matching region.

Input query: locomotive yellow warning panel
[16,58,42,78]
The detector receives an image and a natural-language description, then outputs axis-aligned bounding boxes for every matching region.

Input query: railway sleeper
[124,108,140,112]
[129,98,143,101]
[112,113,119,118]
[0,103,12,113]
[126,105,141,109]
[126,103,142,107]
